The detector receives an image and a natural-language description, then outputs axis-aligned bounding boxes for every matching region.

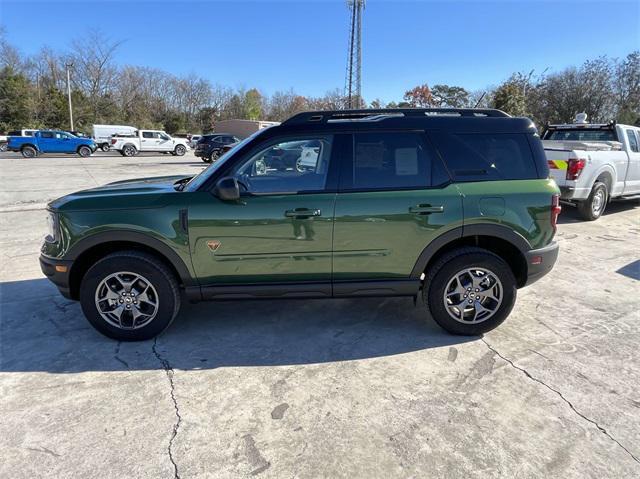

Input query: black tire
[101,144,110,152]
[174,145,186,156]
[577,181,607,221]
[209,150,220,163]
[21,146,37,158]
[424,247,517,336]
[78,145,92,157]
[79,251,181,341]
[122,144,137,157]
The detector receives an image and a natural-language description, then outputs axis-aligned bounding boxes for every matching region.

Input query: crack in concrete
[482,338,639,465]
[152,338,182,479]
[114,341,130,369]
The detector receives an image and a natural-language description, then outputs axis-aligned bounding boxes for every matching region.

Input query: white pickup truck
[111,130,189,157]
[542,113,640,220]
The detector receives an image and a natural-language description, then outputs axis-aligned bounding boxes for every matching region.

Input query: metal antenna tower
[345,0,364,108]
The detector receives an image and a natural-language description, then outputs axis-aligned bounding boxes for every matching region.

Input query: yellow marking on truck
[548,160,568,170]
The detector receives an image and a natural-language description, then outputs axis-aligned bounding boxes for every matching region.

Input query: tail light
[551,194,561,233]
[111,138,117,145]
[566,158,586,180]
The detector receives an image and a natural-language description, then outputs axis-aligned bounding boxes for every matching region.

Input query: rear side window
[343,132,447,191]
[142,132,154,139]
[430,132,537,181]
[626,130,639,152]
[41,131,54,139]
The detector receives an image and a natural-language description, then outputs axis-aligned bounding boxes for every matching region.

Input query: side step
[613,194,640,201]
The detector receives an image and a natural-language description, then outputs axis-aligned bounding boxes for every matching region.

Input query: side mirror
[215,177,240,201]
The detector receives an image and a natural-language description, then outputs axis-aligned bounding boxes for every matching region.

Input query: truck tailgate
[545,149,572,187]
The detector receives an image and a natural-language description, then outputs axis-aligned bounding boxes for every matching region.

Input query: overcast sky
[1,0,638,102]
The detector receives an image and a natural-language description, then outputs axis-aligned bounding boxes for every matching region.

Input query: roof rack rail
[282,108,510,125]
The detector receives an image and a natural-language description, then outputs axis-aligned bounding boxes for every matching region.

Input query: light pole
[65,62,74,131]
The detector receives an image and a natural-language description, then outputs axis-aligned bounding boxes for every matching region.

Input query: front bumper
[524,241,559,286]
[40,255,74,299]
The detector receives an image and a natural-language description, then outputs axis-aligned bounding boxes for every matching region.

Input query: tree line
[1,29,638,134]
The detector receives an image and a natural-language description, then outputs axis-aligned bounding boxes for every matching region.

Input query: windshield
[184,129,268,191]
[544,129,617,142]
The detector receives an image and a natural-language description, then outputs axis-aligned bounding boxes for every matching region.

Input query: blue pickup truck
[8,130,97,158]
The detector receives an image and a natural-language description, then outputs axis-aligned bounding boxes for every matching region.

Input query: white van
[92,124,137,152]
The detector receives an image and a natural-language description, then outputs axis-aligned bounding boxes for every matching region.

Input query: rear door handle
[284,208,321,218]
[409,204,444,215]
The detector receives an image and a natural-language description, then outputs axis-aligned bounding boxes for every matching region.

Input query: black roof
[267,108,535,135]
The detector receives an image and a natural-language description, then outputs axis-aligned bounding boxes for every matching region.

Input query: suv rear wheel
[424,247,516,335]
[79,251,181,341]
[577,181,607,221]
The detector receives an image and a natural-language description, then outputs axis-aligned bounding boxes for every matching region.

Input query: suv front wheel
[424,247,516,335]
[79,251,181,341]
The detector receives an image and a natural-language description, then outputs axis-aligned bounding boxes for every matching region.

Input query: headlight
[45,211,59,243]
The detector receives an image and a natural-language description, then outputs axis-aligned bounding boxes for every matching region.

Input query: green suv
[40,108,561,341]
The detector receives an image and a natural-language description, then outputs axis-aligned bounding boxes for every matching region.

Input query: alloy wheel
[94,271,159,330]
[443,267,503,324]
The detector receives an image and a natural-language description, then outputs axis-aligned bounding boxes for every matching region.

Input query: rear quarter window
[430,132,538,182]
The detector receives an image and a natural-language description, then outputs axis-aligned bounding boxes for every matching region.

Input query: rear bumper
[40,255,74,299]
[524,241,559,286]
[560,185,590,201]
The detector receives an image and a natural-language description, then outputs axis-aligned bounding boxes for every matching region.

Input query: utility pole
[345,0,365,109]
[65,62,74,131]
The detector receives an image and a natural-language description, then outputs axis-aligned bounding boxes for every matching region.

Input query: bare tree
[69,30,123,118]
[266,89,308,121]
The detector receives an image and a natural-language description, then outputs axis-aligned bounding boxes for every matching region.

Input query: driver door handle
[409,204,444,215]
[284,208,321,218]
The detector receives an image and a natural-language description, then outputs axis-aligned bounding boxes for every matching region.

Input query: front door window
[231,137,332,195]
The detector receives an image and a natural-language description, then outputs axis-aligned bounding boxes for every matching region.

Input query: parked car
[8,130,97,158]
[542,113,640,220]
[194,133,240,163]
[93,124,137,152]
[188,135,202,149]
[40,108,560,341]
[110,130,189,157]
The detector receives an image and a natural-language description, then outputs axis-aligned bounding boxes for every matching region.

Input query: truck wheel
[123,145,137,157]
[424,247,516,336]
[577,181,607,221]
[78,146,92,157]
[79,251,181,341]
[101,144,110,152]
[174,145,186,156]
[0,142,7,152]
[21,146,37,158]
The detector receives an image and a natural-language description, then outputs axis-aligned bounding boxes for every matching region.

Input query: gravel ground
[1,151,639,478]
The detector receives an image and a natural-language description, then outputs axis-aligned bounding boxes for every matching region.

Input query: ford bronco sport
[40,108,560,341]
